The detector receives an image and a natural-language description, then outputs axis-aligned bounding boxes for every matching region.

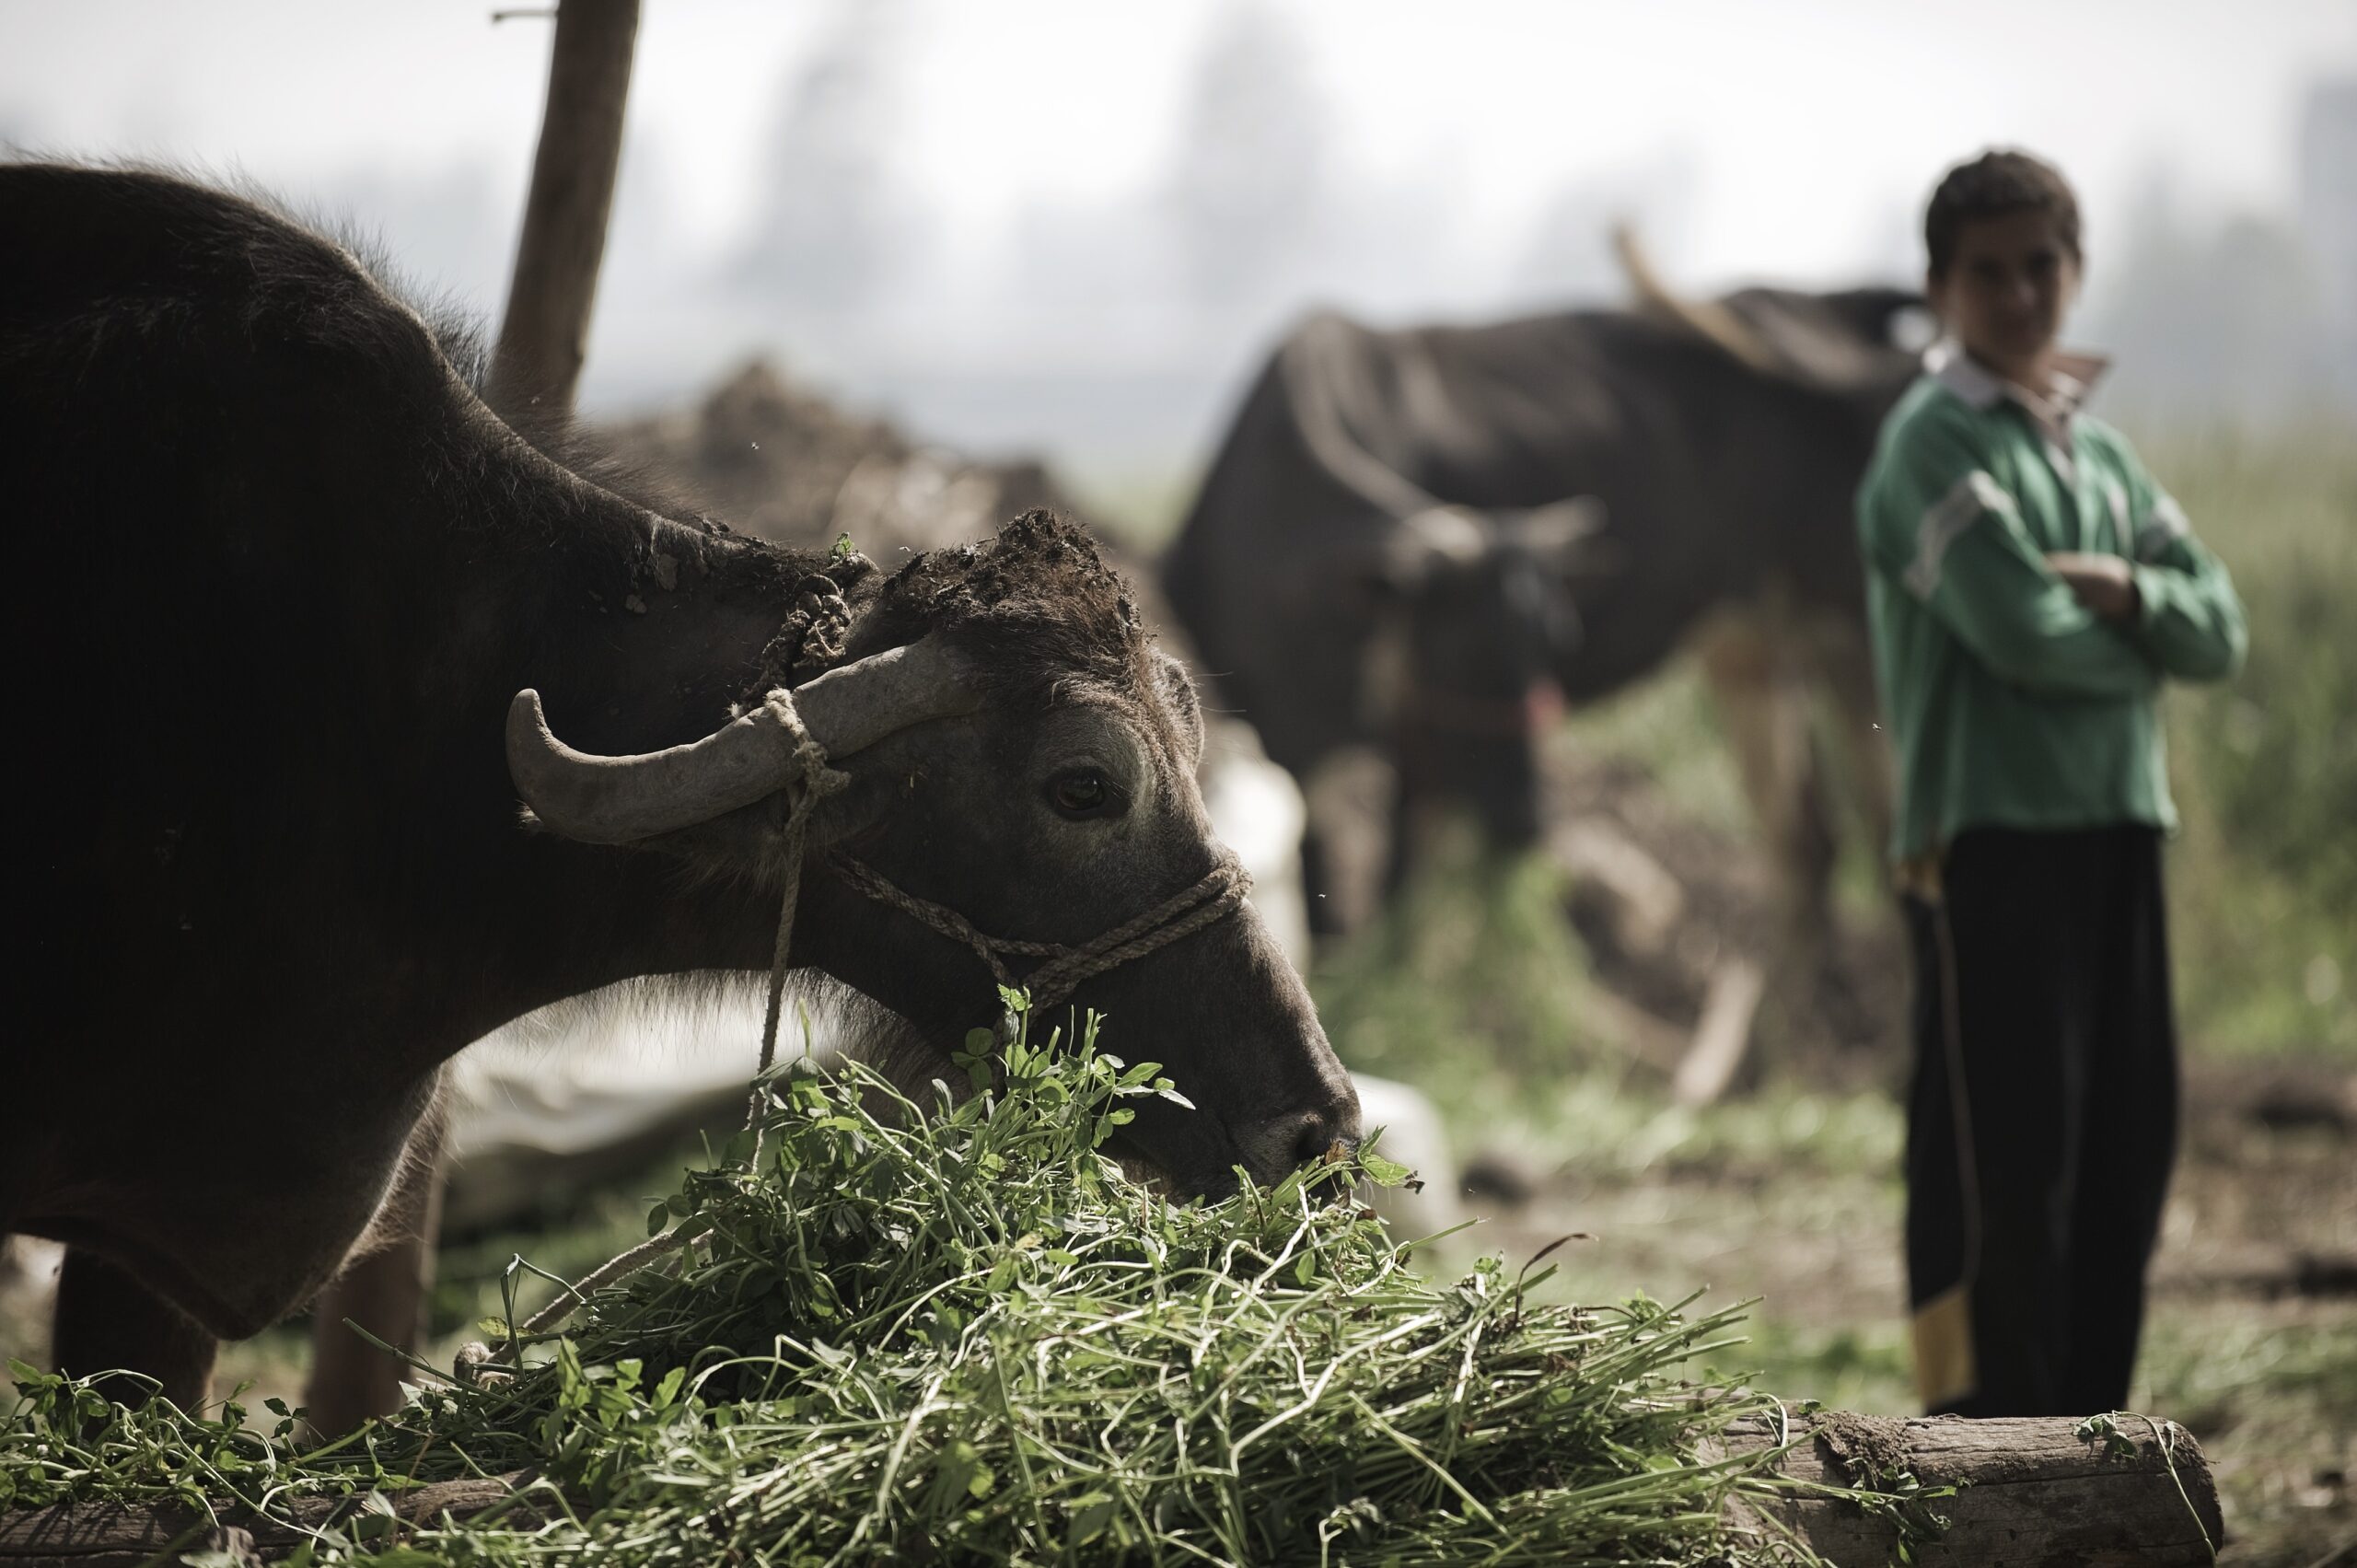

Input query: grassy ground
[2146,424,2357,1061]
[1434,1061,2356,1567]
[1297,424,2357,1565]
[3,428,2346,1561]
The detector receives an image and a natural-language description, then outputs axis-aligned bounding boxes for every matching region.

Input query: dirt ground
[1402,723,2357,1567]
[1444,1057,2357,1565]
[1274,658,2354,1562]
[6,367,2348,1563]
[1546,741,1911,1079]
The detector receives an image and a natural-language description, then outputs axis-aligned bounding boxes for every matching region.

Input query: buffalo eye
[1048,769,1113,819]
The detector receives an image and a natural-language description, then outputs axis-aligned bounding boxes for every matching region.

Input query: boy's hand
[2047,552,2140,622]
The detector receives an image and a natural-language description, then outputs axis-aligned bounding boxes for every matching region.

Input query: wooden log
[0,1473,539,1567]
[0,1412,2222,1565]
[1716,1411,2225,1565]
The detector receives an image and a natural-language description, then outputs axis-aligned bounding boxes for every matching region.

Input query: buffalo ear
[1154,647,1206,767]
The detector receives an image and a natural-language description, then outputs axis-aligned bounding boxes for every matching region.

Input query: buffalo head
[509,513,1359,1199]
[1357,499,1602,853]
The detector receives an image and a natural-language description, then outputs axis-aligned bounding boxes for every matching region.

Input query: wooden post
[485,0,642,424]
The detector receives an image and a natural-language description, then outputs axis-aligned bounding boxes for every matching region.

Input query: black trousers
[1902,825,2178,1417]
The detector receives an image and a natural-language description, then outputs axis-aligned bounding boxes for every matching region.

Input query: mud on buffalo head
[510,512,1360,1198]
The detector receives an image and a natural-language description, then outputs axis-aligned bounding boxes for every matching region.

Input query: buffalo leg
[1810,616,1895,865]
[1301,824,1345,939]
[1697,610,1838,971]
[305,1098,448,1437]
[1301,747,1397,939]
[52,1247,218,1411]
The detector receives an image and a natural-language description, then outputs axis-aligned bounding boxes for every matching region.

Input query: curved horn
[788,634,975,758]
[1281,315,1455,524]
[1399,505,1491,567]
[508,635,974,845]
[1504,495,1608,570]
[1611,224,1780,376]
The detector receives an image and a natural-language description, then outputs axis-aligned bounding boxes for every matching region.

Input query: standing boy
[1856,150,2245,1416]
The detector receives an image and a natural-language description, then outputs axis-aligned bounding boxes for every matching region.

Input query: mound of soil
[601,359,1080,562]
[598,361,1204,657]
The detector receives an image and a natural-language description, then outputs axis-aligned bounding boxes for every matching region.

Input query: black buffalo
[1,166,1357,1409]
[1163,253,1922,936]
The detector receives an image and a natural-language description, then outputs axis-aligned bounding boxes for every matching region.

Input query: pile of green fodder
[3,1003,1873,1566]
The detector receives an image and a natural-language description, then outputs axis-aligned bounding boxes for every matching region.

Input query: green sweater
[1856,357,2246,864]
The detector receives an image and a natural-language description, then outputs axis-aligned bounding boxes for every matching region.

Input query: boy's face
[1927,206,2081,385]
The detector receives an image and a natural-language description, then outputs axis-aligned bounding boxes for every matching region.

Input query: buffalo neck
[390,419,819,1063]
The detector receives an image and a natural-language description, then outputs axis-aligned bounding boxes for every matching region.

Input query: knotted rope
[828,852,1250,1011]
[749,690,851,1130]
[463,685,1252,1369]
[477,690,849,1359]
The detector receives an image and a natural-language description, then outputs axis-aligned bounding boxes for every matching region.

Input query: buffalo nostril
[1292,1110,1353,1167]
[1240,1085,1364,1181]
[1286,1084,1364,1169]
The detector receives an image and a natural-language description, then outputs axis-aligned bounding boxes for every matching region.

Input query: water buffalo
[0,164,1358,1411]
[1163,243,1922,942]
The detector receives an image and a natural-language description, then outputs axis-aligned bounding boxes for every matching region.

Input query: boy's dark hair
[1924,149,2082,278]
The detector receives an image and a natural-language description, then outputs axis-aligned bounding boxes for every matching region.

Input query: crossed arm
[1871,424,2246,695]
[2044,505,2244,681]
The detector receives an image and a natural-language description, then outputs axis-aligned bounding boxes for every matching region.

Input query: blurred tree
[2083,170,2340,425]
[1321,155,1479,319]
[1164,3,1333,328]
[730,0,922,341]
[2295,75,2356,403]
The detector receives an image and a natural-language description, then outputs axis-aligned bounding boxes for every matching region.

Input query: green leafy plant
[4,1011,1912,1565]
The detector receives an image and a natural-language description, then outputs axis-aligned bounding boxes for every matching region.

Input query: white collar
[1926,339,2110,442]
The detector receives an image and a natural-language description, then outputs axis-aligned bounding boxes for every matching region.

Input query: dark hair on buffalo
[1923,149,2082,280]
[10,164,1156,745]
[312,205,1155,719]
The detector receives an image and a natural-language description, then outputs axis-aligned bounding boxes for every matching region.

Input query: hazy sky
[6,0,2351,452]
[6,0,2349,276]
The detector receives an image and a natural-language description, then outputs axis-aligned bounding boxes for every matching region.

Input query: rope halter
[828,851,1251,1012]
[474,680,1251,1361]
[752,682,1254,1063]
